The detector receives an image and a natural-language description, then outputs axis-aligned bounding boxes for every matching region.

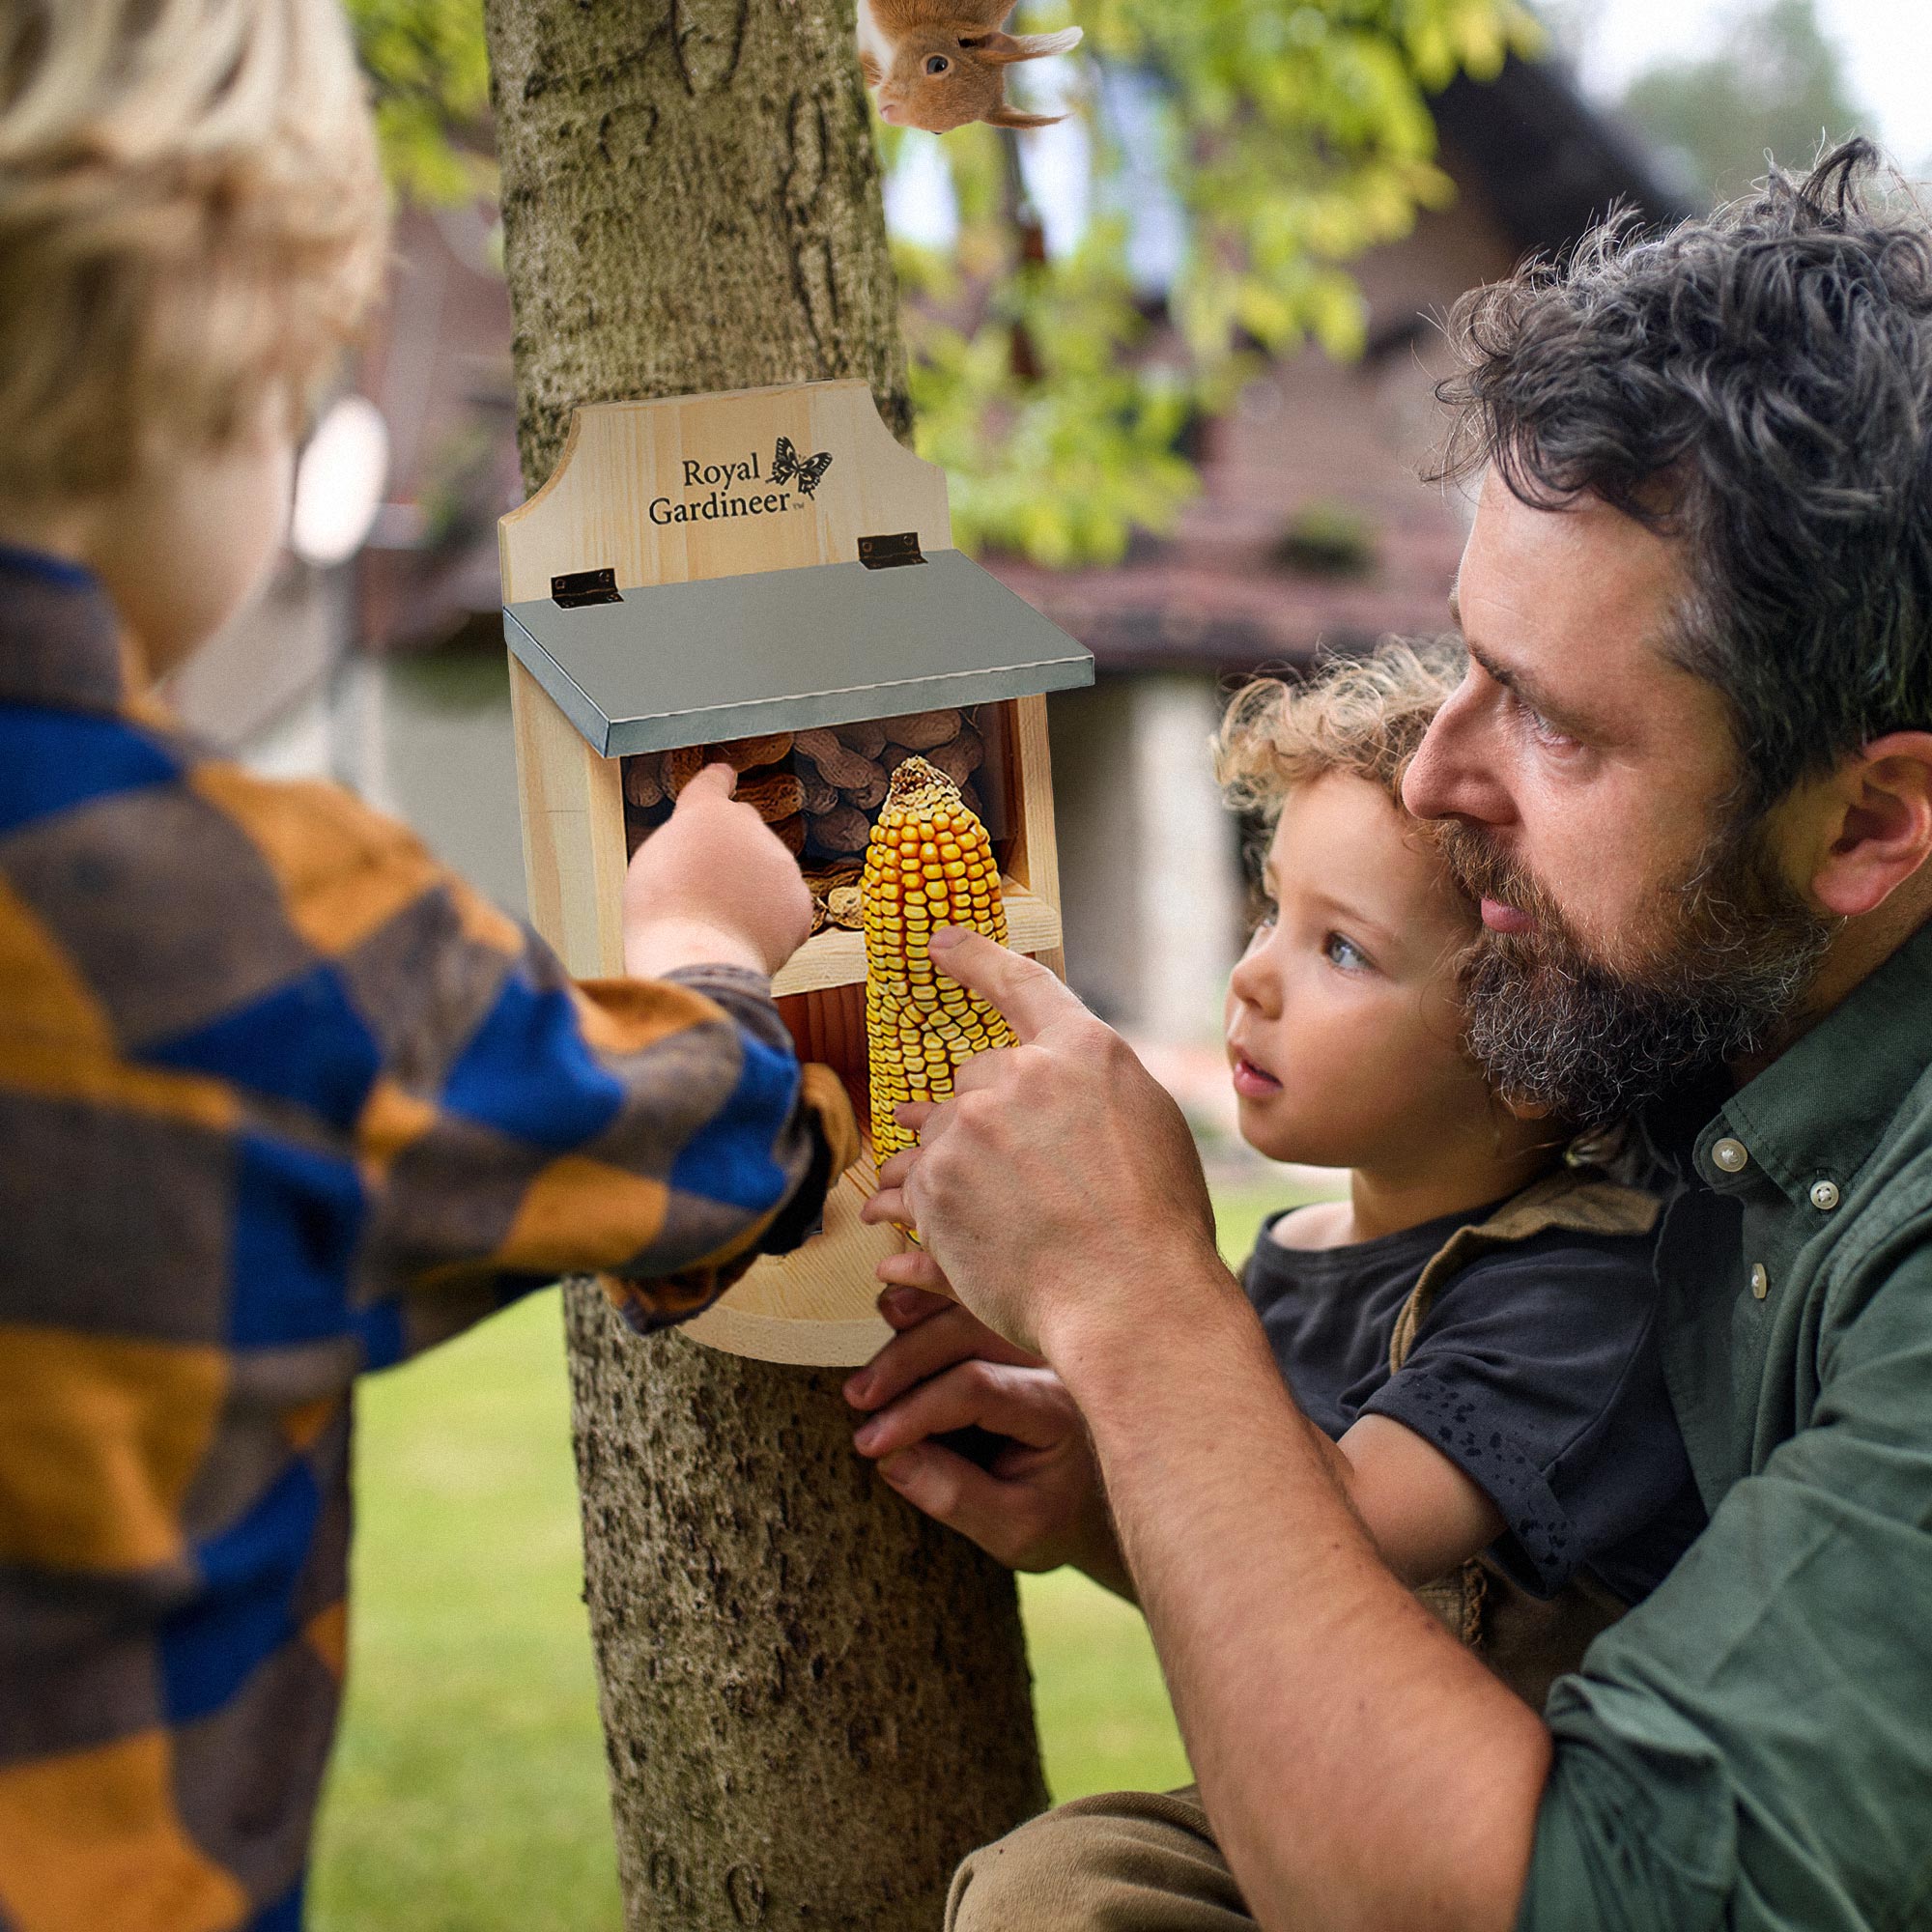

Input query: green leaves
[891,0,1536,562]
[1616,0,1869,203]
[349,0,497,204]
[353,0,1538,568]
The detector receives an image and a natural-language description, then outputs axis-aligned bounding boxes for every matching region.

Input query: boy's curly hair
[0,0,387,503]
[1213,635,1467,822]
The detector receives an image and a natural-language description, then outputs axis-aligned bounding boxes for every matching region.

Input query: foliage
[897,207,1203,566]
[1616,0,1869,204]
[348,0,497,203]
[889,0,1539,560]
[349,0,1538,565]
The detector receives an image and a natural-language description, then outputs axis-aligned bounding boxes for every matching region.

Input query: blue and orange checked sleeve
[0,545,856,1931]
[168,755,859,1352]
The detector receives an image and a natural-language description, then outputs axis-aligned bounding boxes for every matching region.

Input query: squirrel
[857,0,1082,132]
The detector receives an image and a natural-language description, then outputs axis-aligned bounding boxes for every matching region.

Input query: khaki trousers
[946,1787,1256,1931]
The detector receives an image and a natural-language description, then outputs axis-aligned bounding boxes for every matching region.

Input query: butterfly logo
[771,436,834,497]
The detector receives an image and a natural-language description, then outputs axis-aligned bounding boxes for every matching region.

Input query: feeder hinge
[857,531,924,570]
[552,566,622,608]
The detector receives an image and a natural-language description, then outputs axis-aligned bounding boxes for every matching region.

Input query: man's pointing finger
[928,928,1089,1043]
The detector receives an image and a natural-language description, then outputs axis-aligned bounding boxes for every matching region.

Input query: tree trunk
[484,0,910,470]
[479,4,1050,1926]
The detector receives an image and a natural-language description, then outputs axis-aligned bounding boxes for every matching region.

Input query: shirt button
[1712,1137,1750,1174]
[1750,1262,1770,1299]
[1809,1179,1840,1212]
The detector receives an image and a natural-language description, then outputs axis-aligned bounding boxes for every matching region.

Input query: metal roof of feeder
[502,545,1094,759]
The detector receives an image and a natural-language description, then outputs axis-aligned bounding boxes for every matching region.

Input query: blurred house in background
[163,50,1683,1092]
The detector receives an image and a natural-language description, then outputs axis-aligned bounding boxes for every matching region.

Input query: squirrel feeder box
[499,380,1092,1365]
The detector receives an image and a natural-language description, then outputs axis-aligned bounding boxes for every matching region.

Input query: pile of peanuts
[621,707,994,927]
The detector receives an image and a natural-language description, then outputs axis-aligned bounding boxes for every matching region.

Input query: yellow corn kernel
[862,756,1017,1168]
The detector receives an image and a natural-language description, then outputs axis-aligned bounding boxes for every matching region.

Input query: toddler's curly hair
[1213,635,1466,821]
[0,0,387,503]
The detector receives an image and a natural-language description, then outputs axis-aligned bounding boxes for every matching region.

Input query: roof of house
[1432,54,1695,259]
[986,504,1468,684]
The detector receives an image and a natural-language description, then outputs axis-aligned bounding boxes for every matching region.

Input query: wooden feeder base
[679,1130,903,1366]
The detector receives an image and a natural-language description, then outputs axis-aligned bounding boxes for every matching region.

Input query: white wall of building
[1050,672,1245,1045]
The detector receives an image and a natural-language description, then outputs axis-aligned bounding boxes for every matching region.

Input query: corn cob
[862,756,1015,1164]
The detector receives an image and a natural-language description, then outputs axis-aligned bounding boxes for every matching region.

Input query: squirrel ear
[976,25,1081,63]
[984,104,1064,127]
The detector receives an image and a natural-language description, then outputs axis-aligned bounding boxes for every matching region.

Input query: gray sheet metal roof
[1431,55,1697,256]
[502,549,1094,757]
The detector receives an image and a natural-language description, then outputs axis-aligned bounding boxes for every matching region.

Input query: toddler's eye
[925,53,951,73]
[1323,932,1370,972]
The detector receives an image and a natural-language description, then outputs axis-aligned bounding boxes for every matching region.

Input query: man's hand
[622,763,814,979]
[844,1283,1134,1596]
[846,945,1549,1932]
[859,928,1225,1355]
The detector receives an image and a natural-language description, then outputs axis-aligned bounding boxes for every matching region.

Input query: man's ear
[1498,1093,1553,1122]
[1806,731,1932,919]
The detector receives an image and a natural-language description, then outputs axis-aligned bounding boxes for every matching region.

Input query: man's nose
[1404,689,1512,827]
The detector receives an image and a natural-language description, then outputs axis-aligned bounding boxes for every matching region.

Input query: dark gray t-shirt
[1241,1204,1706,1604]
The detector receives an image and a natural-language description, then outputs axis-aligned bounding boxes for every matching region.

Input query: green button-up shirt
[1519,917,1932,1930]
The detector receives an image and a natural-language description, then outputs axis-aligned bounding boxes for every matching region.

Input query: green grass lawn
[308,1183,1303,1931]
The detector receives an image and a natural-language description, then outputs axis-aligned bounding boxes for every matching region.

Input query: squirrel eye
[924,53,950,73]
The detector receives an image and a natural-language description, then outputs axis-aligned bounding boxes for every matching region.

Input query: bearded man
[849,142,1932,1932]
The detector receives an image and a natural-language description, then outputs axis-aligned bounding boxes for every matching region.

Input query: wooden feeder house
[499,380,1092,1366]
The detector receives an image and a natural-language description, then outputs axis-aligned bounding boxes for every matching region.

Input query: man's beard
[1437,815,1837,1124]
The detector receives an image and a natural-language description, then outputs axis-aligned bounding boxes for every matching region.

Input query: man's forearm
[1052,1265,1551,1932]
[1070,1499,1139,1605]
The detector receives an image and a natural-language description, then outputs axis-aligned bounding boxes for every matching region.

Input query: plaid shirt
[0,546,857,1932]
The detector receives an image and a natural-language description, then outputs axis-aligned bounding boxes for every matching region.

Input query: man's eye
[1323,932,1370,972]
[1507,689,1579,753]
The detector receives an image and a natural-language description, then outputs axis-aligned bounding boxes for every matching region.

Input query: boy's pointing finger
[675,761,739,806]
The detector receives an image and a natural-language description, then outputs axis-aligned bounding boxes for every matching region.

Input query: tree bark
[480,4,1049,1926]
[485,0,910,478]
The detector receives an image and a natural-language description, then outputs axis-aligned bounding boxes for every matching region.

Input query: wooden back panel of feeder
[498,379,1069,1365]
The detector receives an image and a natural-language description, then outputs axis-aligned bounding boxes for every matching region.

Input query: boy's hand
[623,763,814,979]
[844,1280,1133,1597]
